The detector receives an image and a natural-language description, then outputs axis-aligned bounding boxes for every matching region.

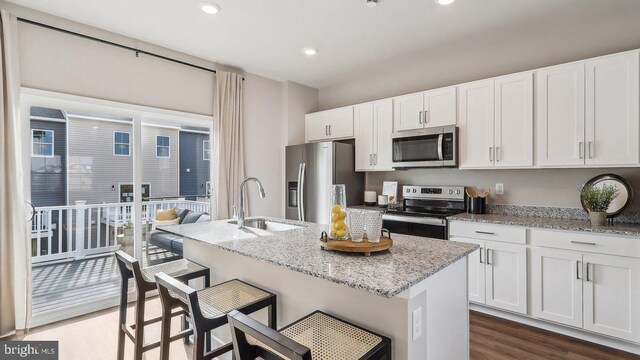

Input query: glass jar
[329,184,349,240]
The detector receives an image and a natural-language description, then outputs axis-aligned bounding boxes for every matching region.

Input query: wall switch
[412,307,422,340]
[495,183,504,195]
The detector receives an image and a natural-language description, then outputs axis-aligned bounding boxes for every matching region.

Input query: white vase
[589,211,607,227]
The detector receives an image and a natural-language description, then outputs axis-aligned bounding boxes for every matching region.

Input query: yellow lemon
[331,213,339,222]
[329,230,337,237]
[339,211,347,220]
[331,205,342,214]
[332,222,340,230]
[336,229,346,238]
[335,220,346,230]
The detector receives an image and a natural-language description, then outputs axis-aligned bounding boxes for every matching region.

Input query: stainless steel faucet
[236,177,266,228]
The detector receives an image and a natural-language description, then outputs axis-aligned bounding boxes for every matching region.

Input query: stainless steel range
[382,185,466,239]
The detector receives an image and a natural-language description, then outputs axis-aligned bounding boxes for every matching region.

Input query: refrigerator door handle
[300,163,306,222]
[296,163,303,221]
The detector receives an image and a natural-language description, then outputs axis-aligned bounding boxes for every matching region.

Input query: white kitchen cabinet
[458,79,495,168]
[450,224,527,315]
[583,253,640,342]
[536,62,586,166]
[305,106,354,142]
[532,247,583,328]
[354,99,394,171]
[585,51,640,166]
[493,72,534,167]
[393,86,456,132]
[458,72,533,169]
[485,241,528,314]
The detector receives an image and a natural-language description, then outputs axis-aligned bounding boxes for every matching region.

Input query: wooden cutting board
[320,237,392,256]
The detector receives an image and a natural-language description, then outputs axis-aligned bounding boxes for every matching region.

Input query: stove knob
[456,190,461,195]
[448,189,453,195]
[412,189,417,193]
[406,188,410,193]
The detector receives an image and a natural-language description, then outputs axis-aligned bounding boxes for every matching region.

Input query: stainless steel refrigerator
[285,142,364,224]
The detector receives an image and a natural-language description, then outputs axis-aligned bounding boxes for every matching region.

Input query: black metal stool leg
[133,291,146,360]
[116,278,128,360]
[268,298,277,330]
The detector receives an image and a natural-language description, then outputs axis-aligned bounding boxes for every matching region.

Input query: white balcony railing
[30,199,209,264]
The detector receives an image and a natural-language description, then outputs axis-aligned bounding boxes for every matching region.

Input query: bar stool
[155,272,277,360]
[115,250,210,360]
[227,310,392,360]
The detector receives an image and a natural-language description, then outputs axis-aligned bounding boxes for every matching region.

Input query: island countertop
[159,217,477,298]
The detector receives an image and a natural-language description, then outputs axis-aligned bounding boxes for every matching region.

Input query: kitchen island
[160,217,477,360]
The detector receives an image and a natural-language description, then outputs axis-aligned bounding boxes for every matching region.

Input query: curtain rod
[17,17,245,80]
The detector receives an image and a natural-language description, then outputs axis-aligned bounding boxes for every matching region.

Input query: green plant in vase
[579,184,619,227]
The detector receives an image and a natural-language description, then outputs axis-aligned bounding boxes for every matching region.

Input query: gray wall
[141,125,180,199]
[179,131,210,197]
[30,119,66,207]
[67,117,133,204]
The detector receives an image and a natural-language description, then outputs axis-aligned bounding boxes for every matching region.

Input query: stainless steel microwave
[391,125,458,168]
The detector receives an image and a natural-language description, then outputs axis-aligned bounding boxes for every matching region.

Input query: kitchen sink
[228,218,303,232]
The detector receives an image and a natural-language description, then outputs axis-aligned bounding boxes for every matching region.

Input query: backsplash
[487,204,640,224]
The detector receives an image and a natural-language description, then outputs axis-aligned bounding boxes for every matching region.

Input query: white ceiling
[7,0,640,89]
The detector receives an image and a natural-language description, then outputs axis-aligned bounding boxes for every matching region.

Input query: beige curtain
[0,9,27,337]
[213,71,245,219]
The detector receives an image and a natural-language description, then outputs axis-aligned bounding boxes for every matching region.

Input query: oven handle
[382,214,446,226]
[437,134,444,161]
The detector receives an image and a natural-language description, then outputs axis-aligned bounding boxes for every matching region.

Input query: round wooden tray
[320,236,392,256]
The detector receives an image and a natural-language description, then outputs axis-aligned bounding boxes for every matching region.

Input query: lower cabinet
[452,237,527,314]
[533,246,640,343]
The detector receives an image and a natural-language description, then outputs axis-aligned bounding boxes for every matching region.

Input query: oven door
[382,214,447,240]
[392,125,457,168]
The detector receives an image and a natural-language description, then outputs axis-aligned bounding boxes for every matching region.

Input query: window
[203,140,210,160]
[32,129,54,157]
[156,135,170,158]
[114,131,130,156]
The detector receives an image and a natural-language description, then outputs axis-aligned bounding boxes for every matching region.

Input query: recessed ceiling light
[201,2,221,14]
[303,48,318,56]
[366,0,378,8]
[436,0,455,5]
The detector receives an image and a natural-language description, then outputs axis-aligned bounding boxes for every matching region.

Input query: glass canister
[329,184,349,240]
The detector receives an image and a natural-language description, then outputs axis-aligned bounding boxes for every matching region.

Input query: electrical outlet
[412,307,422,340]
[495,183,504,195]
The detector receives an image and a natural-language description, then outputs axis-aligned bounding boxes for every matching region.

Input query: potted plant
[579,184,619,227]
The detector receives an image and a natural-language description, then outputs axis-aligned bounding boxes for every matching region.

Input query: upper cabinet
[585,52,639,166]
[354,99,394,171]
[458,72,533,169]
[305,106,354,142]
[393,86,456,132]
[536,51,639,167]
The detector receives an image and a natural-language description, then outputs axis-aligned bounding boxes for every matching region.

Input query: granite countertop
[159,217,477,298]
[449,213,640,237]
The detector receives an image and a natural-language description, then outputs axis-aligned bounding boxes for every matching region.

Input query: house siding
[67,117,133,204]
[179,131,210,197]
[142,126,180,199]
[31,120,67,207]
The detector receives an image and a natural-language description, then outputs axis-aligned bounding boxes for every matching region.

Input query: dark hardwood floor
[470,311,640,360]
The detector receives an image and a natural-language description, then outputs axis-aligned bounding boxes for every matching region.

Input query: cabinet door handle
[475,231,495,235]
[425,110,429,124]
[329,125,332,136]
[479,247,484,264]
[576,260,581,280]
[374,154,377,165]
[571,241,596,246]
[489,147,493,162]
[486,249,493,265]
[588,141,593,158]
[578,141,584,159]
[586,262,591,282]
[418,111,423,124]
[496,146,500,162]
[369,154,372,166]
[325,125,328,136]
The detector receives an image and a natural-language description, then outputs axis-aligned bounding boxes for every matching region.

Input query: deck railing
[30,199,210,264]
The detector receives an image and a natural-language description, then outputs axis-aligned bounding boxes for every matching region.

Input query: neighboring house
[179,130,211,198]
[30,107,67,208]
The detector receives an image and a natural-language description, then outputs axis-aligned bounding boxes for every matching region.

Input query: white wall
[317,27,640,211]
[283,81,318,145]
